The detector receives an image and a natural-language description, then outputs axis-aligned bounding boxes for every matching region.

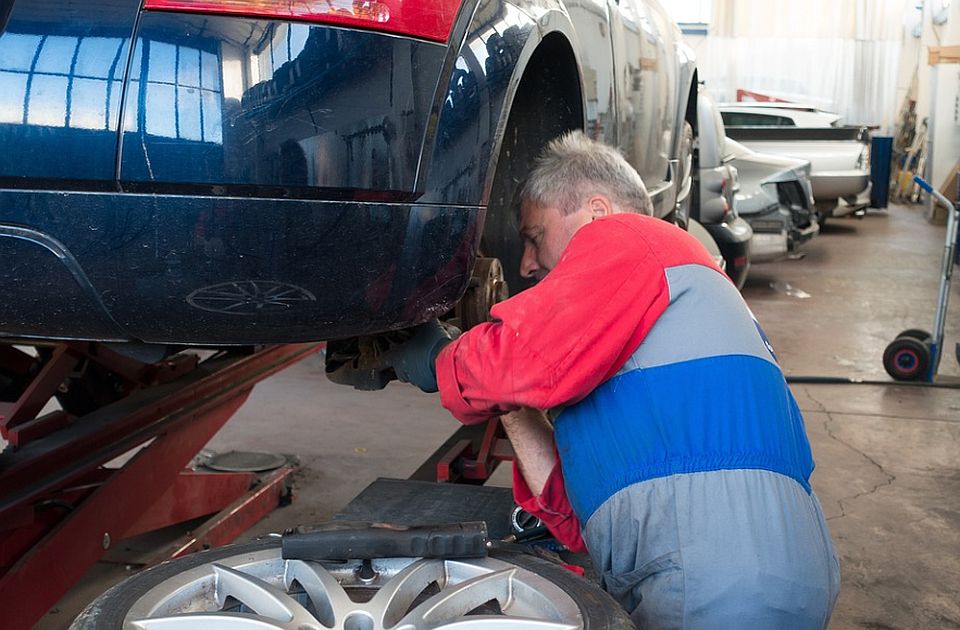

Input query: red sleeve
[512,459,587,553]
[436,214,673,424]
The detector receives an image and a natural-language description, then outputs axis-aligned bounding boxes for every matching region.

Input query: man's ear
[588,195,616,218]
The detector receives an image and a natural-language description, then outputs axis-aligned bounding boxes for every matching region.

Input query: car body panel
[694,89,751,287]
[0,189,480,344]
[611,0,677,204]
[703,216,751,289]
[0,0,695,345]
[726,138,818,262]
[421,0,539,207]
[695,89,736,224]
[119,14,447,192]
[0,0,139,182]
[719,107,871,217]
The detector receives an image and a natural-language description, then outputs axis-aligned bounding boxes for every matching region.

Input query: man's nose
[520,243,539,279]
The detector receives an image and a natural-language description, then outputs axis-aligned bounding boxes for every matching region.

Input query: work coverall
[435,213,841,628]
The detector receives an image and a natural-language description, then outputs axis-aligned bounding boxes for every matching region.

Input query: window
[664,0,711,35]
[720,112,797,127]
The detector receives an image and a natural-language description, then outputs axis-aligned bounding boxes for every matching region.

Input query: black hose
[785,375,960,389]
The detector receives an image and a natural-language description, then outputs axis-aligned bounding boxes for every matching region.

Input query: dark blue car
[0,0,697,347]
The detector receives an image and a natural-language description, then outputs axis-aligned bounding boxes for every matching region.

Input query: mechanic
[384,130,840,629]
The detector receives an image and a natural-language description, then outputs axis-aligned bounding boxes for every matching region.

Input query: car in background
[0,0,698,352]
[694,89,753,289]
[718,103,871,223]
[727,138,819,262]
[718,103,843,127]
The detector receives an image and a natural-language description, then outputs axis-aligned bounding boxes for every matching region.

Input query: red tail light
[143,0,464,43]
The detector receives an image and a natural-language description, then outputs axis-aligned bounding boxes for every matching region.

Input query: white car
[717,103,843,127]
[718,104,871,221]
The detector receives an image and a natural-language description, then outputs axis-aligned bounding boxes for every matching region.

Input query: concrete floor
[35,202,960,629]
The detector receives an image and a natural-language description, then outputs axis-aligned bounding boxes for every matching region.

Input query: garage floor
[35,202,960,629]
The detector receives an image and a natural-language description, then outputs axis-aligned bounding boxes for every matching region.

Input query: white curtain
[696,0,909,131]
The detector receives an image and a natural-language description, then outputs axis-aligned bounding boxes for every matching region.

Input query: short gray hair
[519,130,653,216]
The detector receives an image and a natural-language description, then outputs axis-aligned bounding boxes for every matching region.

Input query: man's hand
[382,320,459,393]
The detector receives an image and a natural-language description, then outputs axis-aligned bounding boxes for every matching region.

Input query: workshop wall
[913,0,960,191]
[679,0,909,131]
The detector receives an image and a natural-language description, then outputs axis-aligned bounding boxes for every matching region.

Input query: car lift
[0,341,322,630]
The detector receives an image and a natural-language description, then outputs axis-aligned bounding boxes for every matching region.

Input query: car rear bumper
[744,203,819,262]
[704,217,752,288]
[810,171,870,202]
[749,230,788,262]
[0,190,481,344]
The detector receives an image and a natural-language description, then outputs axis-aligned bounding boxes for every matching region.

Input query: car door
[565,0,618,147]
[609,0,677,215]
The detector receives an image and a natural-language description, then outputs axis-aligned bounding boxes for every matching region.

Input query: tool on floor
[881,175,959,382]
[281,521,491,560]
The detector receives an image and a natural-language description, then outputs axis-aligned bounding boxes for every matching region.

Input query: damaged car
[727,138,819,262]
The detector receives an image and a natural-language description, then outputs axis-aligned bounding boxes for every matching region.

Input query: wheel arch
[418,2,585,207]
[419,1,586,295]
[478,14,587,206]
[477,24,586,295]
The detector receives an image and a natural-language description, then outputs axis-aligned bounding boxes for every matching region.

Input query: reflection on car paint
[121,14,445,190]
[186,280,317,315]
[0,0,138,181]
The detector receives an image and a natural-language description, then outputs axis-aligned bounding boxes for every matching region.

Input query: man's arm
[500,408,555,495]
[502,407,586,553]
[437,216,675,424]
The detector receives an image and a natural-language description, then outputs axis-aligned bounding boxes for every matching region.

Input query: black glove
[382,320,460,393]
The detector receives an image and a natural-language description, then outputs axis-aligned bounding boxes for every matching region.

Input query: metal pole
[930,189,958,377]
[913,176,957,381]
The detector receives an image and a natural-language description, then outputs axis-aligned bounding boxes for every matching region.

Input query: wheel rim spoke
[367,559,448,627]
[283,560,354,627]
[212,564,320,628]
[395,568,516,629]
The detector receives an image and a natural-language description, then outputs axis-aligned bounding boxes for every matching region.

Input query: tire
[896,328,932,343]
[883,336,931,381]
[688,219,725,272]
[72,538,633,630]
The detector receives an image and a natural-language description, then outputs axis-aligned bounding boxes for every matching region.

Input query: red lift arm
[0,342,321,630]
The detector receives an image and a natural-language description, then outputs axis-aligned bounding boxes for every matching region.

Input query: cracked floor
[743,205,960,629]
[37,203,960,629]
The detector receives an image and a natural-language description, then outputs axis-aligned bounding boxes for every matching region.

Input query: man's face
[518,200,596,282]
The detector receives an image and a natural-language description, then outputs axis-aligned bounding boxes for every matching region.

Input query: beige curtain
[699,0,909,130]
